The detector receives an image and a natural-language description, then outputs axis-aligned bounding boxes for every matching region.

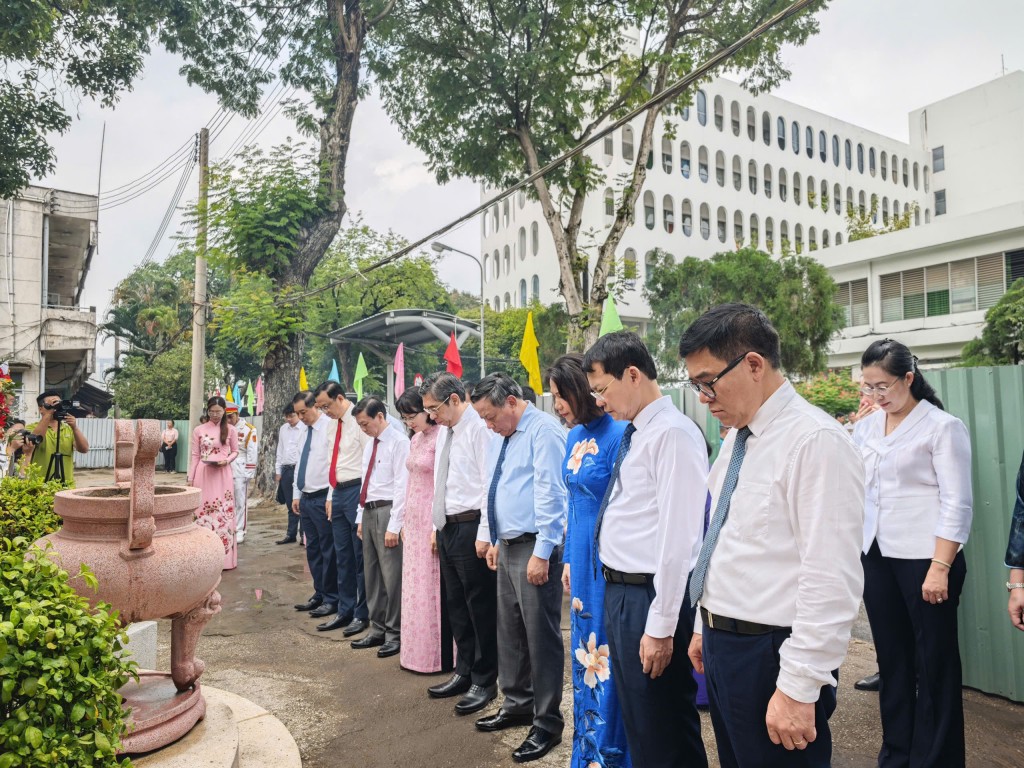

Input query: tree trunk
[255,334,306,497]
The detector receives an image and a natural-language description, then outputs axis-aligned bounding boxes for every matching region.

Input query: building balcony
[41,305,97,353]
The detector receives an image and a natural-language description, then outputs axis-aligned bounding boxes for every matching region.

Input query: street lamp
[431,240,485,378]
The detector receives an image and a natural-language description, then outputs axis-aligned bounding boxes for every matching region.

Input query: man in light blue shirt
[471,373,567,764]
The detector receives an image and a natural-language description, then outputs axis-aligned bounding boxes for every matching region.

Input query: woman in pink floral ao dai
[188,396,239,570]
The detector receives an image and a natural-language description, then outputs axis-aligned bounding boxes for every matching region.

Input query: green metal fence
[931,365,1024,702]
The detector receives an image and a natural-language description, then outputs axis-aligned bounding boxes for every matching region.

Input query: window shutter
[880,273,902,322]
[976,254,1004,309]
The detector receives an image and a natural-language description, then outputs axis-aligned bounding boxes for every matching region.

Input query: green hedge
[0,470,64,544]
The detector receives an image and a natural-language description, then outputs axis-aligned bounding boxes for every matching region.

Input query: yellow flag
[299,367,309,391]
[518,311,543,394]
[225,385,235,403]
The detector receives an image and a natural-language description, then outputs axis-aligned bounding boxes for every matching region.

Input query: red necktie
[359,438,380,506]
[328,421,343,488]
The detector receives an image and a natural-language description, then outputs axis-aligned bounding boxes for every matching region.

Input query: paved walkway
[79,470,1024,767]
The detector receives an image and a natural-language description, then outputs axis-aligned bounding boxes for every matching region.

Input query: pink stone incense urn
[36,419,224,753]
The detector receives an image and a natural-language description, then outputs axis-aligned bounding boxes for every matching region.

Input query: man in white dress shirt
[274,403,304,544]
[583,331,709,768]
[420,371,500,716]
[290,391,338,620]
[352,396,409,658]
[680,303,864,768]
[314,381,371,636]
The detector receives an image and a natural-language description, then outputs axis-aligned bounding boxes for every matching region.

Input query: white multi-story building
[480,71,1024,368]
[1,186,100,419]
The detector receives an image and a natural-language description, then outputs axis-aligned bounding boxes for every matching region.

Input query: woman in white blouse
[853,338,972,768]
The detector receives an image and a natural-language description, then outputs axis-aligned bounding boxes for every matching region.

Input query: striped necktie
[689,426,752,607]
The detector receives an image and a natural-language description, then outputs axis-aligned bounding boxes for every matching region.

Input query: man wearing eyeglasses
[679,303,864,768]
[582,331,710,768]
[420,371,500,716]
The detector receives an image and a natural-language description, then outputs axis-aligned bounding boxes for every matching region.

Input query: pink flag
[255,376,265,415]
[394,343,406,398]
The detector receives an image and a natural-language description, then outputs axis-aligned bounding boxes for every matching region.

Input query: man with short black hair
[471,373,567,763]
[275,403,304,544]
[679,303,864,767]
[420,371,499,715]
[351,396,409,658]
[314,381,372,636]
[583,330,709,768]
[26,390,89,486]
[291,391,338,621]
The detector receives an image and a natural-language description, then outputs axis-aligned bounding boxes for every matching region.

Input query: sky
[37,0,1023,361]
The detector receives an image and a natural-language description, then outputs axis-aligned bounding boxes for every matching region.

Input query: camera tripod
[45,420,67,484]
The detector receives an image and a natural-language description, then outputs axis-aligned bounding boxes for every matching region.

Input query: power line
[138,155,198,268]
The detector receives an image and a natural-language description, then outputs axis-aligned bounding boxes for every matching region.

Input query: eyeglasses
[423,396,451,415]
[682,351,750,400]
[860,379,902,397]
[589,377,616,402]
[399,412,421,422]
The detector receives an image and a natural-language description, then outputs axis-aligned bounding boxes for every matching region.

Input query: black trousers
[277,466,299,539]
[703,625,836,768]
[162,444,177,472]
[300,494,337,604]
[603,577,708,768]
[437,518,498,687]
[332,483,368,622]
[862,542,967,768]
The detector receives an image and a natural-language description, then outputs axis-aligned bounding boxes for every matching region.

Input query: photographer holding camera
[25,390,89,486]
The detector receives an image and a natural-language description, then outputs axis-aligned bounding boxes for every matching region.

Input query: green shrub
[0,470,64,545]
[0,539,134,767]
[794,371,862,418]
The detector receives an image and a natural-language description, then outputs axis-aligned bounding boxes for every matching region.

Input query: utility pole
[188,128,209,431]
[112,336,121,418]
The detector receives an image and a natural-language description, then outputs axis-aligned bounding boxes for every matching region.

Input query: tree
[370,0,826,348]
[960,278,1024,366]
[794,372,861,418]
[846,197,916,242]
[109,344,218,419]
[643,247,844,378]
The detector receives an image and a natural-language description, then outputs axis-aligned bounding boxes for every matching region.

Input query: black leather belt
[501,532,537,546]
[301,488,329,499]
[601,566,653,585]
[334,478,360,490]
[700,607,789,636]
[282,464,296,469]
[447,510,481,524]
[363,499,392,510]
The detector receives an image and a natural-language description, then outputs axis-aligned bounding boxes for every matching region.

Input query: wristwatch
[1007,582,1024,592]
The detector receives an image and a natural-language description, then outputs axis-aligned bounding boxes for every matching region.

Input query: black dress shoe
[855,672,881,691]
[276,537,297,545]
[308,603,338,618]
[428,673,472,699]
[475,711,533,732]
[294,596,323,612]
[512,726,561,763]
[316,614,354,632]
[351,634,385,649]
[342,619,368,638]
[377,640,401,658]
[454,684,497,715]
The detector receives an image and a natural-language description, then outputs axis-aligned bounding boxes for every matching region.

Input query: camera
[15,429,43,446]
[42,399,79,421]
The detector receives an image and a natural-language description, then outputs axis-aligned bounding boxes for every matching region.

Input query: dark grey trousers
[496,539,565,736]
[362,503,403,642]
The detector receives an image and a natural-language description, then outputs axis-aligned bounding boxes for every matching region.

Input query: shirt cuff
[643,614,678,639]
[386,520,402,535]
[355,508,363,525]
[532,539,555,560]
[775,668,828,704]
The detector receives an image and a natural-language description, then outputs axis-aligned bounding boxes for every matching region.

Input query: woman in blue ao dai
[549,354,631,768]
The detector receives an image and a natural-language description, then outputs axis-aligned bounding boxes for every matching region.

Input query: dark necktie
[593,422,636,575]
[296,424,314,492]
[432,427,455,530]
[359,437,380,506]
[690,426,753,607]
[486,436,511,545]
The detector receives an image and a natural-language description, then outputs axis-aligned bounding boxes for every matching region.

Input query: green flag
[353,353,368,401]
[599,295,624,337]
